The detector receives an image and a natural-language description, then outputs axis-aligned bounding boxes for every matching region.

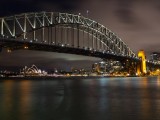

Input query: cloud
[114,0,136,24]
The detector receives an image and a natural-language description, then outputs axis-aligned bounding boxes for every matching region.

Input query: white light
[100,61,105,64]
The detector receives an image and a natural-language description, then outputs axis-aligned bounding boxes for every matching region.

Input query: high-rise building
[150,52,160,61]
[98,61,106,73]
[92,60,123,74]
[92,61,109,74]
[92,63,100,73]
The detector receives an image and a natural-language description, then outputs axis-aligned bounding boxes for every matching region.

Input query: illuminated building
[92,61,107,74]
[112,61,122,71]
[150,52,160,61]
[92,60,123,75]
[92,63,100,73]
[98,61,106,74]
[21,65,47,76]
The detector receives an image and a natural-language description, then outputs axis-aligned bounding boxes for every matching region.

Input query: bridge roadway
[0,12,159,74]
[0,38,139,62]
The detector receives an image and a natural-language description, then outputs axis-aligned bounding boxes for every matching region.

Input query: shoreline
[0,75,158,80]
[0,76,112,80]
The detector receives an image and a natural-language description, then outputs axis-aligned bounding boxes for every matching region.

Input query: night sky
[0,0,160,71]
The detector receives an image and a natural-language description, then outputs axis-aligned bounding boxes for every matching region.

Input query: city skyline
[0,0,160,70]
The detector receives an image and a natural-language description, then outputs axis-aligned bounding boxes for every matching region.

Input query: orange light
[24,46,28,49]
[7,49,11,53]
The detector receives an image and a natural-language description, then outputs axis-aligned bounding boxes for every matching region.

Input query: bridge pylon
[137,50,147,76]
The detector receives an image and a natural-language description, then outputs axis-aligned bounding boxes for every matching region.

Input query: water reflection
[139,77,150,120]
[0,80,65,120]
[157,76,160,87]
[19,80,31,120]
[82,77,160,120]
[0,77,160,120]
[3,80,14,120]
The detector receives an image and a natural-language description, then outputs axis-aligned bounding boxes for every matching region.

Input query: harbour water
[0,76,160,120]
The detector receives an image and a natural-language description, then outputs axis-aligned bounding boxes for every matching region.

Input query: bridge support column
[137,50,147,76]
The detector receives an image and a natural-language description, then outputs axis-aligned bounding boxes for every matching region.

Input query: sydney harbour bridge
[0,12,159,75]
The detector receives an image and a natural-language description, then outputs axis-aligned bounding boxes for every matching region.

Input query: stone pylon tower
[137,50,147,75]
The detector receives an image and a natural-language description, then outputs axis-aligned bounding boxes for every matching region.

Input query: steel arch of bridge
[0,12,137,60]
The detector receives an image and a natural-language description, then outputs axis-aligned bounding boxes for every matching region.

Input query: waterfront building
[20,65,47,76]
[150,52,160,61]
[92,60,123,75]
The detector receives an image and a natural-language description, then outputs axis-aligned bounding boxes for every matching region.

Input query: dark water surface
[0,77,160,120]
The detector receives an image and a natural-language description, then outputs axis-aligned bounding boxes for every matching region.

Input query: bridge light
[7,49,11,53]
[24,45,28,49]
[23,38,27,40]
[11,36,16,39]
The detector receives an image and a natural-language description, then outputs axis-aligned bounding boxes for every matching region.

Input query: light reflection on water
[0,77,160,120]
